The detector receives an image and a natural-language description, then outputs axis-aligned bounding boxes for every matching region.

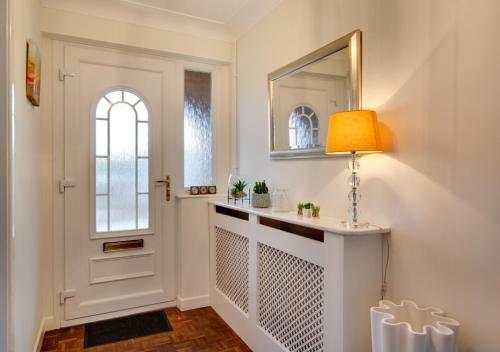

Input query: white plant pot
[251,193,271,208]
[371,300,460,352]
[303,208,312,217]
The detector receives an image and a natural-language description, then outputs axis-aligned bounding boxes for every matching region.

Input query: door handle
[155,176,171,201]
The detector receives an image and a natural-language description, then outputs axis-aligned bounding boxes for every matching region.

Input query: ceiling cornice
[40,0,283,42]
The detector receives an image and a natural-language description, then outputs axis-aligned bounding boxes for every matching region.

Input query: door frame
[46,36,233,328]
[61,42,179,325]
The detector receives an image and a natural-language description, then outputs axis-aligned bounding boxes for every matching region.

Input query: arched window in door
[288,105,320,149]
[94,89,150,233]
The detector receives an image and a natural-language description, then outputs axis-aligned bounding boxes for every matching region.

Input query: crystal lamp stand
[341,152,369,229]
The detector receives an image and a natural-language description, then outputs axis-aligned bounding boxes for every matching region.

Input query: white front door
[63,45,176,320]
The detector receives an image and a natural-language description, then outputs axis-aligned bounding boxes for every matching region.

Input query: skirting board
[34,317,54,352]
[60,301,177,328]
[177,295,210,311]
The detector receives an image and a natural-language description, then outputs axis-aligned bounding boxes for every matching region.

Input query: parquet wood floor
[41,307,252,352]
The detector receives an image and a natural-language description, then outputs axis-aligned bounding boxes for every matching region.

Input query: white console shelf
[209,201,390,352]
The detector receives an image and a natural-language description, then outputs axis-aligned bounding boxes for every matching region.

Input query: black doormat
[84,310,173,347]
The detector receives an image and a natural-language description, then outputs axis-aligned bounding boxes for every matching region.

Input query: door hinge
[60,289,76,305]
[58,68,77,81]
[59,179,77,193]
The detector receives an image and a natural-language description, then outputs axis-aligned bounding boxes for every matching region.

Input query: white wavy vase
[371,300,460,352]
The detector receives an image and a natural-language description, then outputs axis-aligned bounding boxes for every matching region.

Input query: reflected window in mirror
[288,105,320,149]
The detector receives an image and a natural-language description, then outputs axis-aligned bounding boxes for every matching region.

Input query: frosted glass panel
[289,129,296,149]
[138,194,149,229]
[96,98,110,119]
[96,120,108,157]
[96,157,108,194]
[297,116,311,148]
[136,101,148,121]
[96,196,108,232]
[109,102,136,231]
[312,130,320,145]
[184,70,212,187]
[95,89,150,233]
[311,116,319,128]
[106,90,122,103]
[288,106,319,149]
[138,158,149,193]
[124,91,140,105]
[138,122,148,157]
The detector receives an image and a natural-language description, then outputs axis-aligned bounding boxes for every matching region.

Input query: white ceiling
[40,0,283,41]
[121,0,251,24]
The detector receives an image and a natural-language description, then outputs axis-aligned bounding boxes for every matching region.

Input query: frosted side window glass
[184,70,212,187]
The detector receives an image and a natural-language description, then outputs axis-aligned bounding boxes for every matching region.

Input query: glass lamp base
[341,219,369,229]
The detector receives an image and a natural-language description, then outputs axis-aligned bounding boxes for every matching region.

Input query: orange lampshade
[325,110,382,154]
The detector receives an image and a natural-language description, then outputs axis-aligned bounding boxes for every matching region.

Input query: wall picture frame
[26,39,41,106]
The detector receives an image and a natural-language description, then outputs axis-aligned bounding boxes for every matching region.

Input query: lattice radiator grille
[215,226,249,313]
[258,243,324,352]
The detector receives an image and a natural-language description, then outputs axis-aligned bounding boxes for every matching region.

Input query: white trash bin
[371,300,460,352]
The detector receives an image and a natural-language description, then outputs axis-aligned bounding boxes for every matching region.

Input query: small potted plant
[312,205,320,218]
[297,202,305,216]
[231,179,248,199]
[303,202,314,217]
[251,180,270,208]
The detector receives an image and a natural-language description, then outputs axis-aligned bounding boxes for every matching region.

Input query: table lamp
[326,110,382,228]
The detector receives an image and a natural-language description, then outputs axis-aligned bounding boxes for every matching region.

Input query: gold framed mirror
[268,30,362,159]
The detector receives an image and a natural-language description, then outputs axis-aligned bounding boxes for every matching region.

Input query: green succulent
[312,205,321,217]
[231,179,248,195]
[297,202,305,215]
[304,202,314,210]
[253,180,269,194]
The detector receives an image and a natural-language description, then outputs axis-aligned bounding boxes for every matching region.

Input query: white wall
[10,0,45,350]
[0,0,10,350]
[237,0,500,350]
[176,196,226,311]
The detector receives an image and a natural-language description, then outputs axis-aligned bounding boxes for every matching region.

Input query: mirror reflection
[272,47,349,151]
[269,30,361,159]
